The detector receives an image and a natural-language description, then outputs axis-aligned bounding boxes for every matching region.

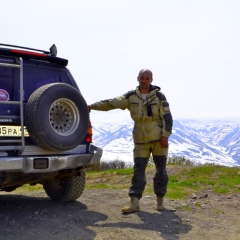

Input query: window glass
[0,62,72,115]
[23,65,71,101]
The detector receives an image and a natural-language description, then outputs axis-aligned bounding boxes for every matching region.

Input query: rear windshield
[0,62,73,102]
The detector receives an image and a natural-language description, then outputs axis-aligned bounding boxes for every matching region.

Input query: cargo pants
[128,141,168,199]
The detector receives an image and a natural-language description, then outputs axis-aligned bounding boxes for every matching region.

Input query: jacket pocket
[150,103,159,117]
[162,101,170,113]
[130,103,139,115]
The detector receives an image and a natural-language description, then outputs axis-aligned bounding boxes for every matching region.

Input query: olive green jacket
[91,85,173,143]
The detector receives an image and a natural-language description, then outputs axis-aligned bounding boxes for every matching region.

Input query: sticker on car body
[0,89,9,101]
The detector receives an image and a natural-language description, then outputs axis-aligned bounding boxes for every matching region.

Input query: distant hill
[92,119,240,166]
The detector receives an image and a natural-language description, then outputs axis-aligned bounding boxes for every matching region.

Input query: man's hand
[160,136,168,148]
[87,105,92,112]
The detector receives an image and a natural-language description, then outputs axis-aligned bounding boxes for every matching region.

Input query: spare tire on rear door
[25,83,89,151]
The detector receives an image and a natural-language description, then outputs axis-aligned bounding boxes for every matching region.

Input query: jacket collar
[136,84,161,93]
[136,85,161,104]
[150,84,161,91]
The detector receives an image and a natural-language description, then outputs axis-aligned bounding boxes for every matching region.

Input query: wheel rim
[49,98,80,136]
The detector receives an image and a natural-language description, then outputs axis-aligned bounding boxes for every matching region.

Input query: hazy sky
[1,0,240,122]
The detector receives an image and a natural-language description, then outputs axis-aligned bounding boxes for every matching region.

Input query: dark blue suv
[0,44,102,202]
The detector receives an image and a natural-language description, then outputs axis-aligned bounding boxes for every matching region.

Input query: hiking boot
[157,197,164,211]
[121,197,140,213]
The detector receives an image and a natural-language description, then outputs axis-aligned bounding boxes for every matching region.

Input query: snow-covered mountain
[92,118,240,167]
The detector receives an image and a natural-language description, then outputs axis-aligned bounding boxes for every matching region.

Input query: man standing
[88,69,173,213]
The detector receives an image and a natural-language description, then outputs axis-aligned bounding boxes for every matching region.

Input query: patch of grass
[214,187,229,194]
[181,205,192,211]
[16,184,43,192]
[88,167,134,175]
[177,180,199,188]
[14,163,240,201]
[213,209,224,215]
[105,168,134,175]
[166,182,195,199]
[195,202,202,207]
[86,183,120,189]
[86,169,132,190]
[86,164,240,200]
[165,188,189,199]
[177,165,240,195]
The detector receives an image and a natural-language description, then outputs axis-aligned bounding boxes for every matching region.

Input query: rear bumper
[0,144,103,173]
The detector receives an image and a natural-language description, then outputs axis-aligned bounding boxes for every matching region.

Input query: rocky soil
[0,186,239,240]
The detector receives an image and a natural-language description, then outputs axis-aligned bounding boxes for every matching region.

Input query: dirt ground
[0,185,239,240]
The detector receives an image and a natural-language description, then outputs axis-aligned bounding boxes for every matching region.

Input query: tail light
[85,120,93,143]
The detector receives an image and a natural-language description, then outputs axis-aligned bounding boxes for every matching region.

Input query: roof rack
[0,43,68,66]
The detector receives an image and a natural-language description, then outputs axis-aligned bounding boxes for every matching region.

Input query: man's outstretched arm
[88,95,129,112]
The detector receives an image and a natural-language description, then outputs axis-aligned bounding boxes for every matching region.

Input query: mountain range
[92,118,240,167]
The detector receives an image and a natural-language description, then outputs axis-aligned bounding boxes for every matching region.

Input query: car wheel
[25,83,89,151]
[43,172,86,202]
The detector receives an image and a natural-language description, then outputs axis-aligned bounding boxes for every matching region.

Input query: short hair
[138,69,153,79]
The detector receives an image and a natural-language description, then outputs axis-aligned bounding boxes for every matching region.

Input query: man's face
[137,71,152,91]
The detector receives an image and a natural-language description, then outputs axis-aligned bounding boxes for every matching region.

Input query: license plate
[0,125,29,137]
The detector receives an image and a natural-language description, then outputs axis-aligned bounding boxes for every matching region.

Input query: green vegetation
[16,158,240,201]
[16,183,43,192]
[88,167,134,176]
[86,162,240,200]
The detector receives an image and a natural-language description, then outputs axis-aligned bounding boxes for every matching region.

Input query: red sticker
[0,89,9,101]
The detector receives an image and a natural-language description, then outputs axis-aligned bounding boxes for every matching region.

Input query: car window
[23,65,72,101]
[0,60,74,115]
[0,66,19,114]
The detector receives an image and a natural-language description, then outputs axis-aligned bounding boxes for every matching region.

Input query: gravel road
[0,187,239,240]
